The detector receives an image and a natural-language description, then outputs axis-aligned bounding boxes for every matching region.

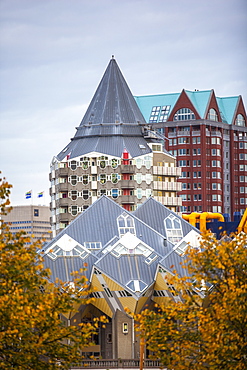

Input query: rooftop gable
[134,93,180,123]
[184,89,212,118]
[217,96,240,125]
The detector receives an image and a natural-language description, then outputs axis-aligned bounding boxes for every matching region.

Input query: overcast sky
[0,0,246,206]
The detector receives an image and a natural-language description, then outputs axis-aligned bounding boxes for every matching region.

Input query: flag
[25,190,32,199]
[38,191,44,198]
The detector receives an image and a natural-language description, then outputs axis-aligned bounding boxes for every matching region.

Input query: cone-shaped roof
[79,56,146,126]
[56,58,151,161]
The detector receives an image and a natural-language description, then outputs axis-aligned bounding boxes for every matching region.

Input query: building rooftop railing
[72,359,161,369]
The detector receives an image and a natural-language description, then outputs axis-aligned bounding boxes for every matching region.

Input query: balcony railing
[72,359,161,369]
[56,183,69,191]
[153,166,182,176]
[211,131,222,137]
[120,195,136,204]
[55,167,69,176]
[153,196,182,206]
[120,165,136,173]
[121,180,136,188]
[153,181,182,191]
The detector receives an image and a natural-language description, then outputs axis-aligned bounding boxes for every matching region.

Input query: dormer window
[164,215,183,244]
[174,108,195,121]
[117,212,136,237]
[207,108,218,121]
[235,114,245,126]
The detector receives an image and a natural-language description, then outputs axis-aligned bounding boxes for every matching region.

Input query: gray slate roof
[133,197,199,238]
[80,57,146,126]
[42,196,200,293]
[55,58,151,161]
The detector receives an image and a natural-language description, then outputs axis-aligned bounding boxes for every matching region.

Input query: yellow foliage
[0,175,103,370]
[133,231,247,370]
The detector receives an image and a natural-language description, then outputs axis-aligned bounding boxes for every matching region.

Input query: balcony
[57,197,69,206]
[55,167,69,176]
[168,132,177,138]
[153,196,182,206]
[56,183,68,191]
[153,166,181,176]
[211,131,222,138]
[153,181,182,191]
[192,130,201,136]
[57,213,69,222]
[121,180,136,188]
[120,195,136,204]
[177,131,190,136]
[120,165,135,173]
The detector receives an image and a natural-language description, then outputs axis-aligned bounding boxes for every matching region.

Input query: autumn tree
[0,175,105,370]
[134,231,247,370]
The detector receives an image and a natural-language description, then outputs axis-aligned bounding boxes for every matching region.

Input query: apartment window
[211,137,221,145]
[69,160,77,171]
[82,175,89,185]
[71,205,78,216]
[159,105,171,122]
[99,189,107,196]
[81,157,90,170]
[239,153,245,160]
[82,190,89,200]
[212,194,217,201]
[207,108,218,121]
[111,173,120,184]
[111,158,119,168]
[70,190,77,200]
[136,188,142,199]
[192,137,201,144]
[179,160,187,166]
[99,174,107,184]
[235,114,245,126]
[111,189,119,199]
[149,106,161,122]
[98,156,108,168]
[178,137,190,144]
[164,215,183,244]
[85,242,102,250]
[179,149,187,155]
[117,213,136,237]
[34,209,39,217]
[174,108,195,121]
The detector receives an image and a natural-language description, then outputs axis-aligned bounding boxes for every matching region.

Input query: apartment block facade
[50,58,181,236]
[2,205,52,243]
[136,89,247,219]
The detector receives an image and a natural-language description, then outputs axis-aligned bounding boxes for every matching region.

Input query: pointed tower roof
[80,56,146,126]
[56,58,151,161]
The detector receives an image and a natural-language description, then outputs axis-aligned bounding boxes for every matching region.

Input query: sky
[0,0,246,207]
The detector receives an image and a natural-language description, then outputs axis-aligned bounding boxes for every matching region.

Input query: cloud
[0,0,246,206]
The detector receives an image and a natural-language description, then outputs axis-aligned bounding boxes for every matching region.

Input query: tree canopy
[0,175,105,370]
[134,231,247,370]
